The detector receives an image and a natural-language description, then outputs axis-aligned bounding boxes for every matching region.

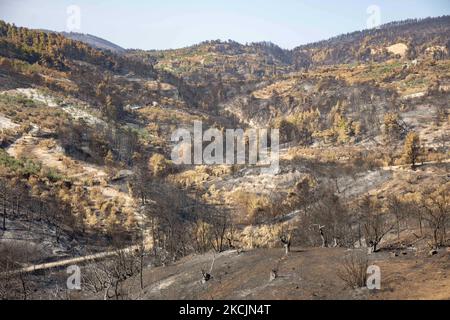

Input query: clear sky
[0,0,449,50]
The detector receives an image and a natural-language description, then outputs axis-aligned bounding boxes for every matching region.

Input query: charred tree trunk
[319,226,327,248]
[2,200,6,230]
[280,235,291,255]
[358,223,362,247]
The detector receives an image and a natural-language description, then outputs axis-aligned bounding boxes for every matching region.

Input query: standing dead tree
[337,251,369,288]
[280,233,291,254]
[83,249,140,300]
[0,179,9,230]
[359,195,395,253]
[0,243,37,300]
[387,195,407,240]
[210,209,231,253]
[269,248,291,282]
[305,188,353,248]
[309,224,328,248]
[140,182,195,264]
[421,185,449,249]
[318,225,327,248]
[195,204,232,254]
[201,254,216,284]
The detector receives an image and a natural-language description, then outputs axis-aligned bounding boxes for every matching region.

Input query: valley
[0,15,448,300]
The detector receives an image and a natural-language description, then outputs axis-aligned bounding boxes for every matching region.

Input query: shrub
[402,131,421,168]
[44,168,63,182]
[337,252,369,288]
[148,153,173,177]
[231,191,275,224]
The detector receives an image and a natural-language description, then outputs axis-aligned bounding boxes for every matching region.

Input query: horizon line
[2,14,449,52]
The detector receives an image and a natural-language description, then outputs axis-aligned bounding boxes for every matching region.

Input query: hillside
[0,16,449,300]
[125,246,450,300]
[291,16,450,68]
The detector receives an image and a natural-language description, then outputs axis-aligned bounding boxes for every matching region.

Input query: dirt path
[6,124,38,157]
[382,159,450,171]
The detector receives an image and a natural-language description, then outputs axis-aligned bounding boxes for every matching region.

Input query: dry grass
[337,251,369,289]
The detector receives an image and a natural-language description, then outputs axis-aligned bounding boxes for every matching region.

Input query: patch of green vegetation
[436,60,450,75]
[0,149,41,176]
[0,149,67,181]
[0,92,68,130]
[404,77,426,88]
[0,93,39,108]
[372,61,403,76]
[3,58,46,75]
[44,168,64,182]
[123,124,150,141]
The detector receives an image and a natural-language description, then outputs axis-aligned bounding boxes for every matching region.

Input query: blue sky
[0,0,449,50]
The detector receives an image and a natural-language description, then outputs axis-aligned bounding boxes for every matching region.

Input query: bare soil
[131,247,450,300]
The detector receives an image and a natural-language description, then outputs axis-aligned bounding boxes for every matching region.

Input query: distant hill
[136,15,450,72]
[60,32,126,54]
[291,15,450,69]
[124,16,450,110]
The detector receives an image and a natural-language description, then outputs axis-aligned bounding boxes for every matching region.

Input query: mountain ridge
[60,31,126,54]
[34,15,450,61]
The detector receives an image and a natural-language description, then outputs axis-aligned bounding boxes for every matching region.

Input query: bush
[44,168,63,182]
[0,150,41,176]
[231,191,275,224]
[337,252,369,288]
[148,153,173,177]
